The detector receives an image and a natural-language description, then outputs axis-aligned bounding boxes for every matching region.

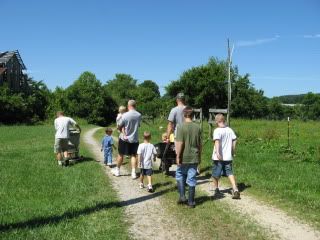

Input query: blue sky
[1,0,319,97]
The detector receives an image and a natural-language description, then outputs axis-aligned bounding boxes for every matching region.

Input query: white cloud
[303,34,320,39]
[236,35,280,47]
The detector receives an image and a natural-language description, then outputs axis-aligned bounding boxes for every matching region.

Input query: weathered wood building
[0,50,27,91]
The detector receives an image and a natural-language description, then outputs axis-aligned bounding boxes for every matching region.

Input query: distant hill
[274,93,320,104]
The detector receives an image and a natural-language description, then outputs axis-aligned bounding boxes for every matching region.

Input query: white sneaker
[139,183,144,189]
[147,184,154,193]
[111,167,120,177]
[58,160,63,166]
[131,171,137,179]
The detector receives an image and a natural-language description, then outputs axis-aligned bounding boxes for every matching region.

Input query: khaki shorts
[54,138,69,153]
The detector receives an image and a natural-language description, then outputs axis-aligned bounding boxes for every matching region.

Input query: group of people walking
[54,93,240,209]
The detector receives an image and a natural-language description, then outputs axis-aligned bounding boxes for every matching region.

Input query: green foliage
[104,73,137,106]
[302,92,320,120]
[166,58,230,116]
[0,77,51,124]
[55,71,117,126]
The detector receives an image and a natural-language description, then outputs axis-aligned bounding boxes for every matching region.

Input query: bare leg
[117,154,124,168]
[212,177,219,189]
[56,152,62,161]
[147,176,152,186]
[63,151,68,159]
[228,175,238,191]
[140,174,144,184]
[131,155,137,171]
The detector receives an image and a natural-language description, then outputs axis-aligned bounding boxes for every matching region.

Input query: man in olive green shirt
[175,106,202,208]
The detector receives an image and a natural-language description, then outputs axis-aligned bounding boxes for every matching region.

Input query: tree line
[1,57,320,125]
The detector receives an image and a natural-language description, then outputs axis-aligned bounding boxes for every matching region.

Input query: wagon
[154,142,176,175]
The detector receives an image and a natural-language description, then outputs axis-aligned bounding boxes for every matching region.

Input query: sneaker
[107,163,112,166]
[139,183,144,189]
[111,167,120,177]
[232,190,240,199]
[58,160,63,166]
[147,185,154,193]
[131,171,137,179]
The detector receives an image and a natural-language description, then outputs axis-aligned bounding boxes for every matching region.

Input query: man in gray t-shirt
[112,100,141,179]
[166,93,186,140]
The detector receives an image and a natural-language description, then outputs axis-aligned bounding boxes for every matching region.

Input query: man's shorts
[54,138,69,153]
[212,161,233,178]
[140,168,153,176]
[118,138,139,156]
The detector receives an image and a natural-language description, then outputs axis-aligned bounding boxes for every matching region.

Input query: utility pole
[227,38,234,126]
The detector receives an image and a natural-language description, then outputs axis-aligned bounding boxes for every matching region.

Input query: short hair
[56,111,64,116]
[183,106,193,118]
[143,131,151,139]
[118,105,126,113]
[105,127,113,133]
[128,99,136,108]
[215,113,225,123]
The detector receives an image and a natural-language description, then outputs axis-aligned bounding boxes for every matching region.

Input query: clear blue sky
[1,0,319,97]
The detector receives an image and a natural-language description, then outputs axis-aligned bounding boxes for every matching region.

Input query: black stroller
[154,142,176,175]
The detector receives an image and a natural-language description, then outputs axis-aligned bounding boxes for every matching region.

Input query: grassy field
[98,118,320,230]
[0,125,129,240]
[95,126,271,240]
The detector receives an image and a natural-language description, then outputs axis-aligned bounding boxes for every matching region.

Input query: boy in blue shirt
[101,128,116,167]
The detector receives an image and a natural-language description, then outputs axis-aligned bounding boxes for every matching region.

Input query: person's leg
[147,175,152,186]
[186,164,197,208]
[225,162,240,199]
[107,151,112,165]
[116,154,123,167]
[212,161,222,191]
[131,154,137,176]
[176,165,187,204]
[139,171,144,188]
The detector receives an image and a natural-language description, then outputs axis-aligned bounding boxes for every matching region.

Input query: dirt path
[83,127,195,240]
[197,177,320,240]
[83,127,320,240]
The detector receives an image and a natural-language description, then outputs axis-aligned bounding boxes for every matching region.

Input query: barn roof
[0,50,26,70]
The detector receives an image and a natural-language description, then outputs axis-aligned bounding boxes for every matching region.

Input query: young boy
[101,128,116,167]
[137,131,157,192]
[175,106,202,208]
[212,114,240,199]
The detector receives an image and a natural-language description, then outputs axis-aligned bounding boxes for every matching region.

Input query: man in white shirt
[54,111,81,166]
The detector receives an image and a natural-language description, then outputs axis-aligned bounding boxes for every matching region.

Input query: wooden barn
[0,50,27,92]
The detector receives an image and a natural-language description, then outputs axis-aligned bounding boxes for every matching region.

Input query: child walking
[137,131,157,192]
[212,114,240,199]
[101,128,116,167]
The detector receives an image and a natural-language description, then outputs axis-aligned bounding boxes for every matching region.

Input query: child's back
[137,142,156,169]
[212,126,236,161]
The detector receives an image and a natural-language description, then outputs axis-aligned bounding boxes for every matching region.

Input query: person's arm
[175,141,184,166]
[232,140,237,157]
[101,138,104,152]
[175,125,184,165]
[166,121,174,141]
[214,140,222,160]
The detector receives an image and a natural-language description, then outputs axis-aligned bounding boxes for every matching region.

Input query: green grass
[0,125,129,240]
[95,125,271,240]
[98,118,320,230]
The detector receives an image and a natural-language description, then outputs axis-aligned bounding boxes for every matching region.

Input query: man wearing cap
[112,99,142,178]
[166,93,186,141]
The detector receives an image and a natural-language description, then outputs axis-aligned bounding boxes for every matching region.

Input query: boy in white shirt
[212,114,240,199]
[137,131,157,192]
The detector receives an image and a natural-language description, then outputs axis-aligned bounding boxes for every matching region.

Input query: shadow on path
[0,186,175,233]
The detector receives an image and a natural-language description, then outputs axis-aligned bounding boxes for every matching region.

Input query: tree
[105,74,137,106]
[166,58,232,116]
[64,71,117,125]
[302,92,320,120]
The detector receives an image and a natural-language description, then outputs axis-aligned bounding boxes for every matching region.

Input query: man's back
[120,110,141,143]
[176,122,201,164]
[54,116,76,139]
[168,105,185,134]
